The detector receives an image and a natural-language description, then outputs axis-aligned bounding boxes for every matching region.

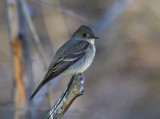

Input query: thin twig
[19,0,48,69]
[44,74,85,119]
[17,0,35,118]
[32,0,92,23]
[19,0,53,107]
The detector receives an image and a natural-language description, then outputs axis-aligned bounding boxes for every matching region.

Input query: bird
[29,25,98,100]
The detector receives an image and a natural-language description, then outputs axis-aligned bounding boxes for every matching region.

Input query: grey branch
[44,74,85,119]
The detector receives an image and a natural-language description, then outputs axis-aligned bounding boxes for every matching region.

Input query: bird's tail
[29,80,45,100]
[29,69,55,100]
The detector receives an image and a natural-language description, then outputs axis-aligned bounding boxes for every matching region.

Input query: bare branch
[44,74,85,119]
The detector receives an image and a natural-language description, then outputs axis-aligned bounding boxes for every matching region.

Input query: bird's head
[72,25,98,44]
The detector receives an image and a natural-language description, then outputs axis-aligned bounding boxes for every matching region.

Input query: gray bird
[30,25,98,100]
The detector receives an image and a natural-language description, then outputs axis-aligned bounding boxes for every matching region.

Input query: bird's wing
[30,41,89,100]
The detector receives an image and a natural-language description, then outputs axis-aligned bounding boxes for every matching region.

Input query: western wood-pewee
[30,25,98,100]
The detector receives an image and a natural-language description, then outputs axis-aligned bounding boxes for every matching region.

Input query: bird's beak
[89,36,99,39]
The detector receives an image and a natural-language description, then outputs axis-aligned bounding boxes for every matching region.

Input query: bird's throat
[89,39,95,44]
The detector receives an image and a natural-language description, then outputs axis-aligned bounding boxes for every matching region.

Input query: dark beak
[89,36,99,39]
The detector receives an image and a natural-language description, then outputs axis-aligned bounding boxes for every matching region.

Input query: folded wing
[30,41,89,100]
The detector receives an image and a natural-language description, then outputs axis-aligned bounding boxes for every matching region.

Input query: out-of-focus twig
[6,0,27,118]
[44,74,85,119]
[34,0,134,36]
[93,0,134,35]
[19,0,48,70]
[17,0,35,118]
[32,0,92,23]
[19,0,53,107]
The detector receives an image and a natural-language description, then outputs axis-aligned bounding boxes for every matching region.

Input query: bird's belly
[63,57,93,75]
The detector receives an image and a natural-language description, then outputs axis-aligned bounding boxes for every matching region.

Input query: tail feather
[29,69,55,100]
[29,81,44,100]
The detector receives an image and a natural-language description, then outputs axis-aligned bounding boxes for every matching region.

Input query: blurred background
[1,0,160,119]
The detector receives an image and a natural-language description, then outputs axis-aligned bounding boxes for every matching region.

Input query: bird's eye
[83,33,87,37]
